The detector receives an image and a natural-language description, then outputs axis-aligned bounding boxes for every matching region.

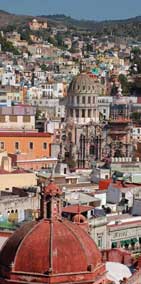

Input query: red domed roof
[44,180,62,196]
[0,219,102,276]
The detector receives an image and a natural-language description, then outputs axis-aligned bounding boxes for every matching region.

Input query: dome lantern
[40,179,62,220]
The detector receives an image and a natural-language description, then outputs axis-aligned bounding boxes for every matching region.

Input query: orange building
[0,132,53,158]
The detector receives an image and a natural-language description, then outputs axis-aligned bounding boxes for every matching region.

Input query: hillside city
[0,9,141,284]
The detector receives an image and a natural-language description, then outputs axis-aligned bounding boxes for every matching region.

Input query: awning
[120,240,130,246]
[131,238,138,244]
[120,238,138,246]
[112,242,117,248]
[121,240,125,246]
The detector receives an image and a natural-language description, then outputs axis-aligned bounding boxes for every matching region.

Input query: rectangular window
[138,129,140,134]
[77,96,79,104]
[82,109,85,118]
[15,142,19,150]
[88,109,91,118]
[97,237,102,248]
[82,97,85,104]
[0,142,4,150]
[29,142,34,150]
[122,192,125,198]
[88,96,91,104]
[71,97,74,104]
[9,115,17,122]
[43,142,47,149]
[93,97,95,104]
[23,116,31,123]
[0,116,5,122]
[76,109,79,118]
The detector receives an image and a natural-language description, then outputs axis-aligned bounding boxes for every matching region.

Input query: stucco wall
[0,173,37,190]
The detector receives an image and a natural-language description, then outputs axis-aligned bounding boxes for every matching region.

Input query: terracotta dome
[0,181,106,284]
[0,218,102,277]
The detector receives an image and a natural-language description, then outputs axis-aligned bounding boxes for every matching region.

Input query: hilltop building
[29,19,48,31]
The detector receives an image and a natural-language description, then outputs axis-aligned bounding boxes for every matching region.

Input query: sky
[0,0,141,21]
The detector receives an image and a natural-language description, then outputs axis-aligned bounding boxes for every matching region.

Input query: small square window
[9,116,17,122]
[23,116,31,123]
[0,116,5,122]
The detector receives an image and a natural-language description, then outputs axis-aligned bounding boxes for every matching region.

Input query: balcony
[109,118,131,124]
[109,130,127,135]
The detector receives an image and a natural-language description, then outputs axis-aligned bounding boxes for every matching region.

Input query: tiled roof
[62,205,94,214]
[12,169,29,174]
[0,132,52,137]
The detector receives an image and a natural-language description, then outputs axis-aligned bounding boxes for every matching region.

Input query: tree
[35,108,42,120]
[118,74,130,95]
[48,36,57,46]
[130,112,141,121]
[0,34,20,55]
[131,48,141,74]
[56,33,63,47]
[20,29,33,44]
[40,64,48,71]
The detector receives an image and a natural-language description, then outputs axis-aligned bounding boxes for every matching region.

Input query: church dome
[68,73,96,95]
[32,18,37,23]
[0,219,102,277]
[0,181,105,284]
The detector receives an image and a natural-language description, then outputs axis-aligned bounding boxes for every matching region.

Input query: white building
[1,65,16,87]
[97,96,113,120]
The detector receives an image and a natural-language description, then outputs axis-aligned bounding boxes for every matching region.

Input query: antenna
[77,199,81,223]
